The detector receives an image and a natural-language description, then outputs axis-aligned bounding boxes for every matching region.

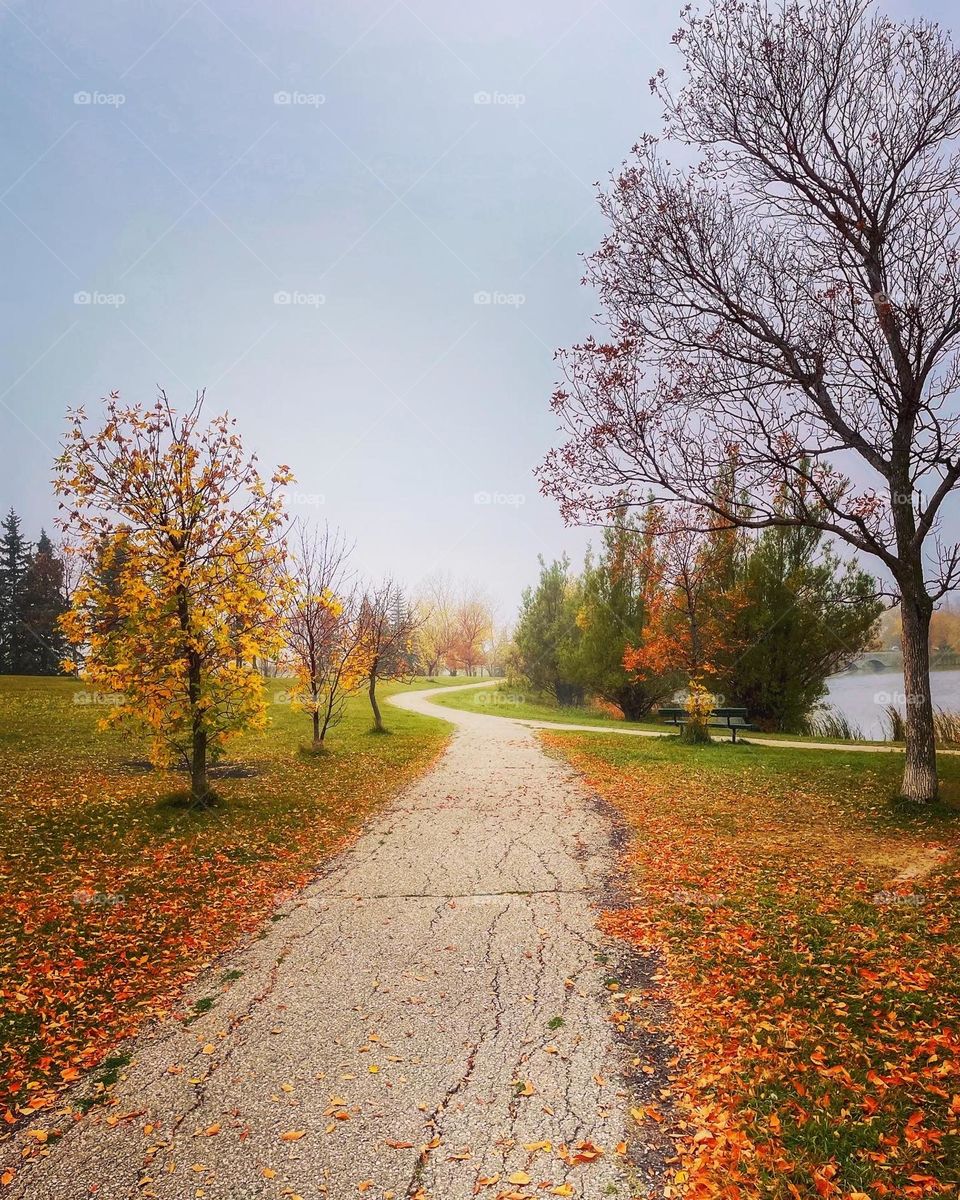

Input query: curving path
[441,680,957,755]
[8,684,657,1200]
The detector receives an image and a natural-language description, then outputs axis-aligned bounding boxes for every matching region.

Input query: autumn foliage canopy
[55,393,293,799]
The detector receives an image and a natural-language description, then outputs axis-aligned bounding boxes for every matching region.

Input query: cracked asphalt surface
[10,684,639,1200]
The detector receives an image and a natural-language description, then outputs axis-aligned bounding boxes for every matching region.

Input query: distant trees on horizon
[0,508,68,676]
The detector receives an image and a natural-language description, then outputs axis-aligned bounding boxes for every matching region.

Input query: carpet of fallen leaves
[541,732,960,1200]
[0,676,448,1135]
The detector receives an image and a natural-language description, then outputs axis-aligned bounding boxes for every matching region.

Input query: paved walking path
[10,685,652,1200]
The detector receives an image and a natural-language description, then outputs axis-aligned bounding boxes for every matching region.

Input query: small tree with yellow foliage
[55,391,293,804]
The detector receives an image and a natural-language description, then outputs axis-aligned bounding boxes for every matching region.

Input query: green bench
[658,705,754,743]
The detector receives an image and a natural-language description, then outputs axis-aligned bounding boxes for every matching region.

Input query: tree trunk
[369,670,383,732]
[899,588,938,802]
[312,709,320,745]
[611,683,657,722]
[191,724,208,803]
[177,579,209,805]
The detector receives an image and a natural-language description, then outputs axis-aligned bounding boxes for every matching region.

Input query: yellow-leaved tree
[55,391,293,804]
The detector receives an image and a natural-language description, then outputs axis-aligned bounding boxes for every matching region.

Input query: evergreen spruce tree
[21,530,68,674]
[514,557,584,705]
[717,525,883,732]
[0,508,30,674]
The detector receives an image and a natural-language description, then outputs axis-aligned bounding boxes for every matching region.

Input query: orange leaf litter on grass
[541,735,960,1200]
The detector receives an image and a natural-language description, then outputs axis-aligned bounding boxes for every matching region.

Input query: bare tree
[358,578,420,731]
[540,0,960,801]
[286,523,366,746]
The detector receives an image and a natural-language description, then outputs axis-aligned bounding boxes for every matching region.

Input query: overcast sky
[0,0,949,620]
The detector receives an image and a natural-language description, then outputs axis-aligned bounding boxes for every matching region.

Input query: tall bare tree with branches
[540,0,960,801]
[358,578,420,732]
[285,522,366,747]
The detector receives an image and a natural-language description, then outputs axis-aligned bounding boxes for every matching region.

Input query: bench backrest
[658,706,749,720]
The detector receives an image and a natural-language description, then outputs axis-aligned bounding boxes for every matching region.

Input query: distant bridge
[844,648,960,673]
[848,650,902,673]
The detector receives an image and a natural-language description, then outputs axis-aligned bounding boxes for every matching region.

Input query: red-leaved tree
[539,0,960,801]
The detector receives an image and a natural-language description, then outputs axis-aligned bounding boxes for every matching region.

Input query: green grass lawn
[542,730,960,1199]
[0,674,449,1124]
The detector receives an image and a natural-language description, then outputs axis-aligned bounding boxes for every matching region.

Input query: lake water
[824,668,960,739]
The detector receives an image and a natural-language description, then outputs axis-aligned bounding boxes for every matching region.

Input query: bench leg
[731,726,737,744]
